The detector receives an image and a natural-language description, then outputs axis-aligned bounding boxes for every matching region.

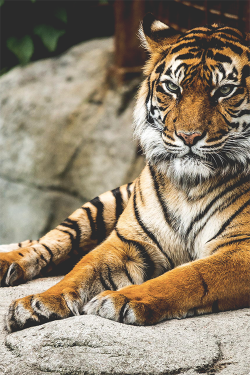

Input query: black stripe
[230,109,250,118]
[124,266,135,285]
[174,62,188,76]
[163,139,177,147]
[233,97,245,107]
[217,28,244,41]
[192,185,250,246]
[211,37,243,56]
[184,29,209,36]
[156,97,164,104]
[90,196,106,243]
[197,271,209,299]
[127,182,132,199]
[137,177,144,204]
[133,184,174,269]
[183,66,200,84]
[60,218,81,250]
[241,65,250,82]
[211,236,250,254]
[162,110,171,124]
[99,273,110,291]
[18,243,21,248]
[227,107,241,115]
[41,244,53,261]
[229,87,245,98]
[145,76,151,110]
[57,228,75,249]
[115,228,154,281]
[149,80,155,116]
[156,85,172,96]
[149,164,171,226]
[81,207,96,240]
[119,302,128,323]
[228,89,245,105]
[185,174,250,239]
[157,105,169,112]
[155,61,165,74]
[40,253,48,264]
[213,53,232,64]
[212,300,219,313]
[200,140,225,149]
[112,187,124,222]
[207,198,250,243]
[171,40,200,54]
[219,33,244,45]
[219,112,233,127]
[106,265,117,290]
[176,53,195,60]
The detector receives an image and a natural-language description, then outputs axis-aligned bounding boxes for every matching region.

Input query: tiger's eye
[218,85,233,96]
[165,81,180,93]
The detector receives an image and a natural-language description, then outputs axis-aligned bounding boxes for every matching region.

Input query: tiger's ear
[139,13,182,53]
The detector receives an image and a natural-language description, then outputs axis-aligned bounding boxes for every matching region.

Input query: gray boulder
[0,277,249,375]
[0,38,144,244]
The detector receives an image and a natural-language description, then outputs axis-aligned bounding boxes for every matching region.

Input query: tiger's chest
[135,167,250,264]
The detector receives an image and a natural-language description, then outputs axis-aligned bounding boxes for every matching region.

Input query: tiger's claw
[5,288,83,332]
[0,255,26,287]
[84,290,152,325]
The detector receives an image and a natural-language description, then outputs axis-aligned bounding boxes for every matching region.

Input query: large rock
[0,277,249,375]
[0,38,144,243]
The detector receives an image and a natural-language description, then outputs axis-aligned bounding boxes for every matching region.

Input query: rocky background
[0,37,144,244]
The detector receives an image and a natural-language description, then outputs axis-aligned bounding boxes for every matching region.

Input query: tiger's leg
[0,182,134,287]
[6,229,158,332]
[84,242,250,325]
[0,240,39,253]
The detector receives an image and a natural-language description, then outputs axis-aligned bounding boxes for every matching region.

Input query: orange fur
[1,17,250,331]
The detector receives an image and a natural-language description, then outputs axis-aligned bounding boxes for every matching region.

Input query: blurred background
[1,0,250,77]
[0,0,249,243]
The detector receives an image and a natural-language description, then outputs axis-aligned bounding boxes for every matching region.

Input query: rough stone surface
[0,38,144,243]
[0,277,249,375]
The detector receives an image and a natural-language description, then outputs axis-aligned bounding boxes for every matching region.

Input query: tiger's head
[134,14,250,185]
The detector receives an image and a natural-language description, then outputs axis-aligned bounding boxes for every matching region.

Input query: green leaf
[0,0,5,7]
[55,7,67,24]
[6,35,34,65]
[34,24,65,52]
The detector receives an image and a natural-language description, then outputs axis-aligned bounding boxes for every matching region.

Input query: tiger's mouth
[171,143,248,176]
[165,142,227,175]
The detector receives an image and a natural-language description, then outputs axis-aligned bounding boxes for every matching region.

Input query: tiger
[1,13,250,332]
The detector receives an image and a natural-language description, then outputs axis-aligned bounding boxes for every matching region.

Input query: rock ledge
[1,277,249,375]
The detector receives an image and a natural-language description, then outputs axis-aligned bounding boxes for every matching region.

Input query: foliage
[1,0,114,74]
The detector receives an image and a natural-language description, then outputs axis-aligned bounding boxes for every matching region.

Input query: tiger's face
[135,15,250,184]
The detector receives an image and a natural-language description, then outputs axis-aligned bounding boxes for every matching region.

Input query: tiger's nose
[176,131,202,146]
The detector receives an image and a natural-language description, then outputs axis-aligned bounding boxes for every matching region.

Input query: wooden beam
[114,0,146,83]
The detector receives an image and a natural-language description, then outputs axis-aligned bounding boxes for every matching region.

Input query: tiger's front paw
[0,252,26,287]
[6,288,83,332]
[84,289,157,325]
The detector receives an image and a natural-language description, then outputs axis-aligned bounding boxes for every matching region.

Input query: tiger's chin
[169,156,215,185]
[154,155,216,187]
[153,152,250,189]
